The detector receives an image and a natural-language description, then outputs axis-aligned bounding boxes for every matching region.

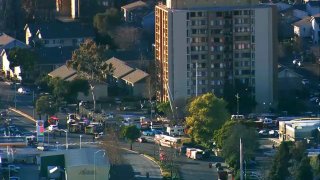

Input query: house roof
[293,16,311,26]
[36,47,76,65]
[307,1,320,7]
[26,21,94,39]
[0,33,28,51]
[121,0,147,11]
[122,69,149,84]
[48,65,76,81]
[106,57,134,79]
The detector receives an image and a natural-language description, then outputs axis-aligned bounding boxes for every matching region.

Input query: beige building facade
[155,0,278,110]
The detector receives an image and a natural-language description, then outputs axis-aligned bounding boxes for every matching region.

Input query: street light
[79,135,82,149]
[59,129,68,149]
[94,150,105,180]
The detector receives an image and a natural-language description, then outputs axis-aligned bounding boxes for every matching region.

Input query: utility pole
[195,62,198,96]
[236,93,240,115]
[240,138,243,180]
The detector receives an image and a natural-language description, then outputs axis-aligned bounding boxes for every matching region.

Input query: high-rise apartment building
[155,0,278,110]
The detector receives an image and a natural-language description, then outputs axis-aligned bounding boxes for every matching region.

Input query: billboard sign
[36,120,45,142]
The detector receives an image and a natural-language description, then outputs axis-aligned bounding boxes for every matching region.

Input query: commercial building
[279,118,320,142]
[155,0,278,110]
[40,148,110,180]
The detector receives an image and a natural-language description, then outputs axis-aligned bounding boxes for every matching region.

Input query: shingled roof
[48,65,76,81]
[122,69,149,84]
[36,47,76,65]
[0,33,28,51]
[106,57,134,79]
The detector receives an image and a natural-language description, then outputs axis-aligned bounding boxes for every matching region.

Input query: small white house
[0,50,22,80]
[293,16,312,37]
[166,126,184,136]
[311,15,320,44]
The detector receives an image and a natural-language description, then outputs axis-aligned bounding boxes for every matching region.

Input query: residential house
[278,65,304,94]
[293,16,312,37]
[306,1,320,16]
[121,1,148,23]
[292,5,309,19]
[122,69,150,97]
[0,33,28,52]
[48,64,76,81]
[0,33,29,79]
[24,21,94,47]
[48,65,109,101]
[106,57,150,98]
[311,14,320,44]
[36,46,76,76]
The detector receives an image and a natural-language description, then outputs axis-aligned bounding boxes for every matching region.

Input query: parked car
[142,130,155,136]
[37,146,49,151]
[302,79,310,85]
[259,130,268,136]
[17,87,31,94]
[138,137,147,143]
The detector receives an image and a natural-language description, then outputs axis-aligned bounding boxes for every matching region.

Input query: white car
[17,87,31,94]
[302,79,309,85]
[48,125,59,131]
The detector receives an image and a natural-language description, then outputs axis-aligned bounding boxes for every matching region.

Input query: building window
[190,12,196,17]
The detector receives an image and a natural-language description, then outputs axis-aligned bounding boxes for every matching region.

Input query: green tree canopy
[121,125,140,150]
[217,122,259,169]
[186,93,229,147]
[35,95,57,117]
[294,156,313,180]
[156,102,171,117]
[8,48,37,77]
[93,8,122,36]
[269,141,292,180]
[66,39,114,110]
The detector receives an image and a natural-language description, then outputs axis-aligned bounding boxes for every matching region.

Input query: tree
[93,8,122,36]
[156,102,171,117]
[294,156,313,180]
[48,77,69,104]
[121,125,140,150]
[66,79,90,103]
[113,26,142,50]
[218,123,259,169]
[186,93,229,147]
[66,39,114,111]
[8,48,37,80]
[35,95,57,119]
[269,141,292,180]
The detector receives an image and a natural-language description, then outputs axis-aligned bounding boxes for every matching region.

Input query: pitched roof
[293,16,311,26]
[121,0,147,11]
[308,1,320,7]
[122,69,149,84]
[106,57,134,79]
[48,65,76,81]
[0,33,28,51]
[36,47,76,65]
[26,21,94,39]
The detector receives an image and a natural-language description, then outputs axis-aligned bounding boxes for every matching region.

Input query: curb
[143,154,163,176]
[121,147,163,177]
[9,107,36,122]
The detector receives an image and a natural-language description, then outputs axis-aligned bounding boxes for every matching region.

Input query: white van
[231,115,245,120]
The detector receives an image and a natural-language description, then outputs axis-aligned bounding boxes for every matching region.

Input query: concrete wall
[66,165,110,180]
[169,10,187,103]
[254,6,278,110]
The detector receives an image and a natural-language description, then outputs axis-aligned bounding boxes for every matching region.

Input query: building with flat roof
[40,148,110,180]
[279,118,320,142]
[155,0,278,111]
